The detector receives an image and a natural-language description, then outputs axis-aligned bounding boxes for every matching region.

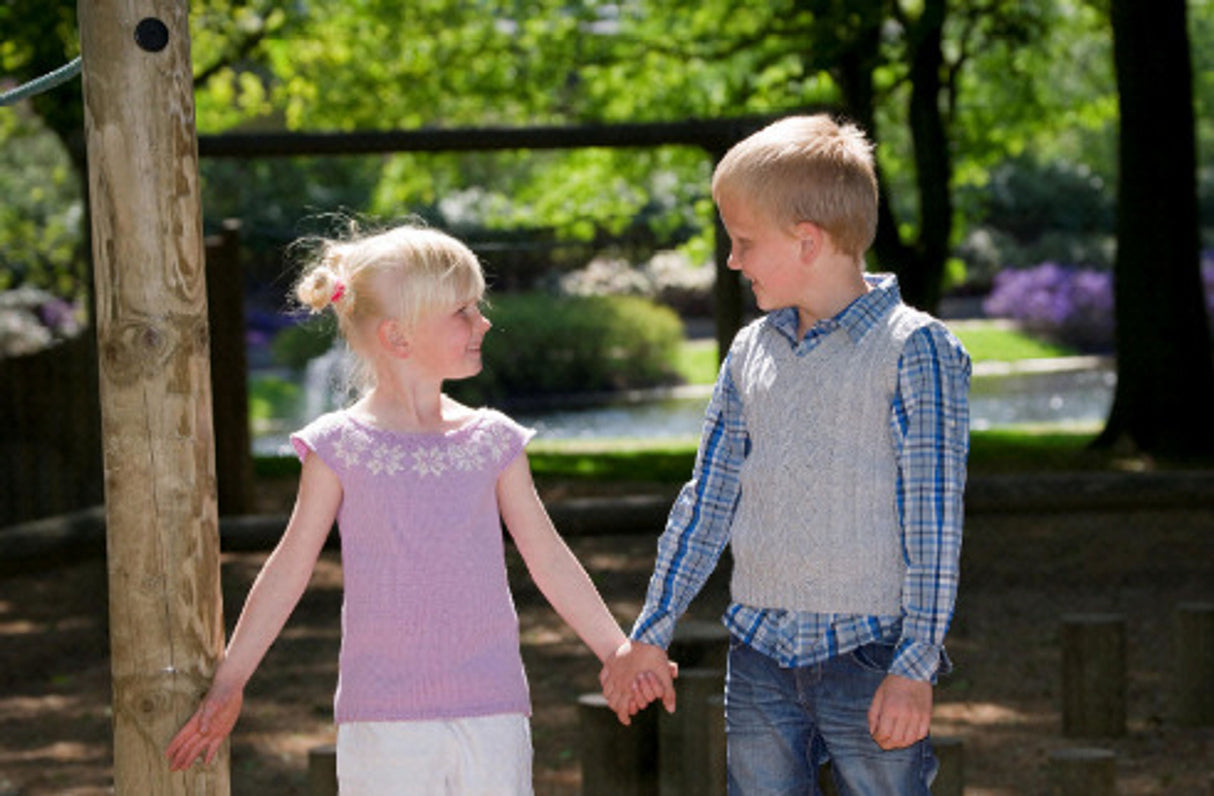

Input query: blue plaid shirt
[631,274,971,682]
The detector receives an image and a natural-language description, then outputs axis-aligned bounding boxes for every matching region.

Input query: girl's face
[406,297,492,381]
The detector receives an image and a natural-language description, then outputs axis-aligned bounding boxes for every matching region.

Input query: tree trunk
[1097,0,1214,457]
[829,0,952,314]
[902,0,951,314]
[78,2,229,793]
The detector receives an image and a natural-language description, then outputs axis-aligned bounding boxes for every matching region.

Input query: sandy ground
[1,497,1211,794]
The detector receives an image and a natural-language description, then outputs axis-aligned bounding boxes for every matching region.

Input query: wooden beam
[79,3,228,792]
[197,116,779,158]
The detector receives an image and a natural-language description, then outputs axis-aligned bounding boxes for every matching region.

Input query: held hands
[867,673,932,750]
[165,680,244,771]
[599,640,678,726]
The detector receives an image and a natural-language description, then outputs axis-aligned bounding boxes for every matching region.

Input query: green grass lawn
[524,426,1109,485]
[672,320,1079,387]
[946,320,1077,362]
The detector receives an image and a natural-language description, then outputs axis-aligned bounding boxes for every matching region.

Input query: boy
[602,114,970,794]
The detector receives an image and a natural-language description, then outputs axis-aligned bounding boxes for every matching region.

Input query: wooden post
[205,219,252,516]
[1173,602,1214,727]
[1061,613,1126,737]
[578,693,659,796]
[668,619,731,671]
[931,736,964,796]
[658,668,724,795]
[308,744,337,796]
[706,694,726,796]
[78,4,227,794]
[1047,747,1116,795]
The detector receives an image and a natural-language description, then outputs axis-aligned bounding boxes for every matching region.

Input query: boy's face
[718,191,811,312]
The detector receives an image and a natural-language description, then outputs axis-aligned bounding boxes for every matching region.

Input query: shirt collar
[768,272,902,345]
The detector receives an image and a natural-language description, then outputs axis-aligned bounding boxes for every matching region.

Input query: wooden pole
[308,744,338,796]
[1061,613,1127,737]
[1173,601,1214,726]
[658,668,724,795]
[78,3,228,793]
[578,693,659,796]
[1047,748,1116,795]
[931,736,964,796]
[205,219,252,516]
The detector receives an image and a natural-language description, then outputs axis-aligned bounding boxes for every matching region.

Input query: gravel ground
[1,492,1211,794]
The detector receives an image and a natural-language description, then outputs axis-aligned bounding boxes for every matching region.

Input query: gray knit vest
[728,302,932,615]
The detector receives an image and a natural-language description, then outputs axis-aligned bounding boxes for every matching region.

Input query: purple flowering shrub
[983,253,1214,353]
[983,263,1115,352]
[0,287,85,357]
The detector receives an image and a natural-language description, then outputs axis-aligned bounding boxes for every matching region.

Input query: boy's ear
[377,319,410,358]
[794,221,823,263]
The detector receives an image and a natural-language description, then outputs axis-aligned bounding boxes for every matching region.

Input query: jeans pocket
[849,641,896,673]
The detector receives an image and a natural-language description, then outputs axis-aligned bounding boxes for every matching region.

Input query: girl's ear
[377,319,410,358]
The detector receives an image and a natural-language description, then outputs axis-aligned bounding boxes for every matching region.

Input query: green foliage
[270,317,337,370]
[450,293,684,404]
[248,373,302,425]
[0,111,83,295]
[5,0,1211,302]
[955,151,1118,278]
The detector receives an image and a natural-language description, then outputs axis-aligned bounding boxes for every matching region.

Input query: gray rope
[0,57,83,107]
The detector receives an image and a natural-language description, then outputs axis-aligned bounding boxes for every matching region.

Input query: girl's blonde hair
[711,114,879,260]
[292,220,486,390]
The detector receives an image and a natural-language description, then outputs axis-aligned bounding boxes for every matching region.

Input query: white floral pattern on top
[411,446,449,477]
[333,427,372,468]
[328,415,519,479]
[366,444,407,476]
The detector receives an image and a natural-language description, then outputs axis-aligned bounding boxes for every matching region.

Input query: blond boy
[602,115,970,794]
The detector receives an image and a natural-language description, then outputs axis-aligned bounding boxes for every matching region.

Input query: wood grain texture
[79,1,228,792]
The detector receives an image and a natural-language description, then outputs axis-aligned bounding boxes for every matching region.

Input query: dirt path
[1,504,1211,794]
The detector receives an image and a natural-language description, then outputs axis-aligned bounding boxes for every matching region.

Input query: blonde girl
[167,223,634,794]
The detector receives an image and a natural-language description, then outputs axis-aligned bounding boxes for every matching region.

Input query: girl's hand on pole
[165,681,244,771]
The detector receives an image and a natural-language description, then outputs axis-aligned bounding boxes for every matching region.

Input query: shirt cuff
[890,639,950,683]
[629,612,678,650]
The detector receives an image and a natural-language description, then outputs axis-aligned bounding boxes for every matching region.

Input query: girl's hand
[165,681,244,771]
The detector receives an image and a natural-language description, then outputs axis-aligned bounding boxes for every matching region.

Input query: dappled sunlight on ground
[0,504,1210,793]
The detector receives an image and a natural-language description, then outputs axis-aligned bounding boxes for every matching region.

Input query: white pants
[336,713,532,795]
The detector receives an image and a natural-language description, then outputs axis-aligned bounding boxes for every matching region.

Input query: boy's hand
[165,681,244,771]
[600,640,677,725]
[867,673,932,750]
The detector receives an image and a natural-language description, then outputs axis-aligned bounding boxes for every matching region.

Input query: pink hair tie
[331,280,347,304]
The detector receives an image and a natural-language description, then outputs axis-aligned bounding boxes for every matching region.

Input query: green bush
[451,292,684,404]
[271,317,337,370]
[249,374,303,425]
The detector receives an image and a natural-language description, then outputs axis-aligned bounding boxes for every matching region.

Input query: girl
[166,222,634,793]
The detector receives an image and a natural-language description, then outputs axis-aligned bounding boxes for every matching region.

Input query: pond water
[513,364,1115,440]
[253,357,1115,455]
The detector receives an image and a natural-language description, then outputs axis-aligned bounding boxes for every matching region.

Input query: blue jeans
[725,637,937,795]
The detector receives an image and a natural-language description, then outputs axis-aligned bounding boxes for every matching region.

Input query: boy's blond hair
[711,114,879,260]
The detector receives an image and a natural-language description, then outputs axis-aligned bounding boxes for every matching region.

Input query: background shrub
[983,253,1214,353]
[983,263,1115,352]
[450,292,684,405]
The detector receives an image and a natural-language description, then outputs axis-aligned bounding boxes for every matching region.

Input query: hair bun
[297,264,344,313]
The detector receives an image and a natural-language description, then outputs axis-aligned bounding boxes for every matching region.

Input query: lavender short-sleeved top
[291,407,534,723]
